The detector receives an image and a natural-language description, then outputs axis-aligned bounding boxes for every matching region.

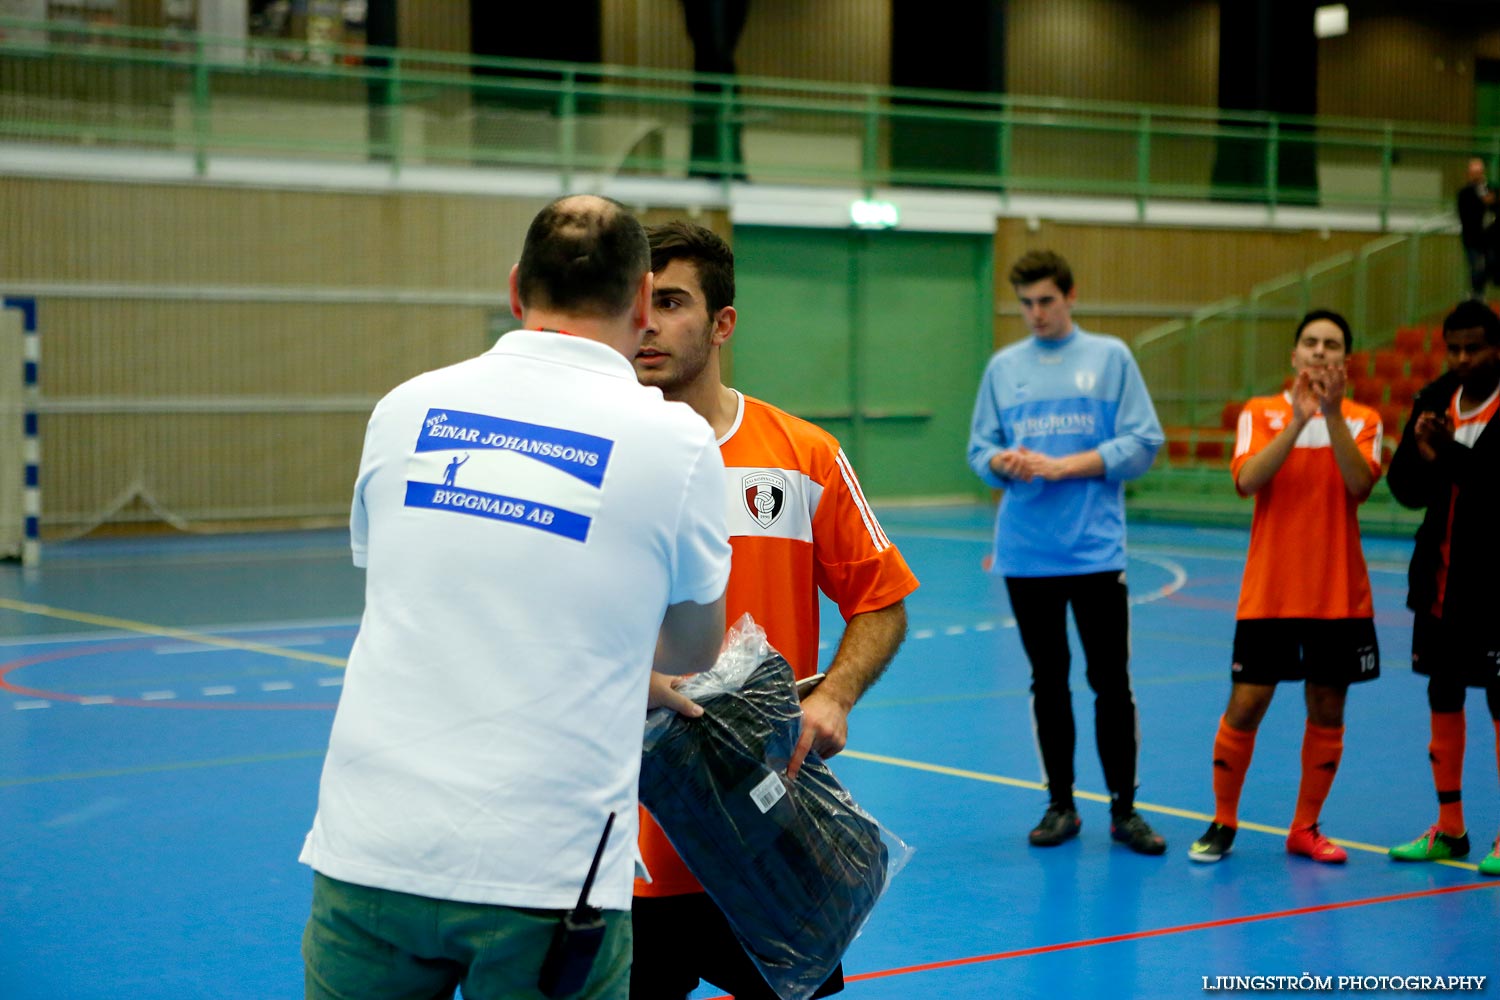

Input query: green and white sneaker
[1389,825,1469,862]
[1480,836,1500,877]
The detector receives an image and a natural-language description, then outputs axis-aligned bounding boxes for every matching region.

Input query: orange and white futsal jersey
[636,390,919,898]
[1431,383,1499,617]
[1230,393,1384,621]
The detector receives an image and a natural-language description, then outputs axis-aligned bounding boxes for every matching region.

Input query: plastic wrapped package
[640,615,914,1000]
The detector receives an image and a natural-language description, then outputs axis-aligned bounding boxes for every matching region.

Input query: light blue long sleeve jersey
[967,327,1163,577]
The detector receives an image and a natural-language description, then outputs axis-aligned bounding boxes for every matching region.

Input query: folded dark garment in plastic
[640,637,897,1000]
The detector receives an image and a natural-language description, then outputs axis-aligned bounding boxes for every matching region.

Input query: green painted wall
[730,226,995,499]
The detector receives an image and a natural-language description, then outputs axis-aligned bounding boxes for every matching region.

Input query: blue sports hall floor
[1,505,1497,999]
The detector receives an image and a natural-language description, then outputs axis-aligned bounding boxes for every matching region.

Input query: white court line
[201,686,236,696]
[79,695,114,705]
[140,690,176,701]
[316,676,343,687]
[14,700,50,710]
[896,555,1186,641]
[1129,552,1190,606]
[260,681,294,692]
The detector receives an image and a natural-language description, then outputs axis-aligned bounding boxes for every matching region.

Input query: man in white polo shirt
[300,195,732,1000]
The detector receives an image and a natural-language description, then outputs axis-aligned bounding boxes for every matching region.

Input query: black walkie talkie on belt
[538,811,616,998]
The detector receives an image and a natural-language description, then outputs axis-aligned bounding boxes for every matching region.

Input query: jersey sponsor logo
[403,482,590,541]
[1074,369,1097,393]
[405,408,613,541]
[1009,411,1096,439]
[417,409,612,487]
[1000,396,1115,450]
[742,471,787,529]
[1267,409,1286,431]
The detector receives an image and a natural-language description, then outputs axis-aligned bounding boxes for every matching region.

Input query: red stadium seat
[1351,379,1386,406]
[1372,350,1407,379]
[1346,351,1371,378]
[1378,404,1407,434]
[1394,327,1427,354]
[1220,400,1242,430]
[1387,377,1422,407]
[1406,352,1440,381]
[1193,438,1227,461]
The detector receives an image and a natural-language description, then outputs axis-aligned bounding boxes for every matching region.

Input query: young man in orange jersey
[629,221,918,999]
[1188,310,1384,864]
[1387,300,1500,875]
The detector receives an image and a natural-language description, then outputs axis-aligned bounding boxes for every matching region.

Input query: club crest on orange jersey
[742,471,787,528]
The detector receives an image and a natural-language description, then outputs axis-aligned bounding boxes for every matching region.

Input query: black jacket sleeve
[1388,373,1459,510]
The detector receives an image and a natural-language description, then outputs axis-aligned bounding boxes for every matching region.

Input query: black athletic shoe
[1188,821,1237,863]
[1028,806,1081,847]
[1110,811,1167,855]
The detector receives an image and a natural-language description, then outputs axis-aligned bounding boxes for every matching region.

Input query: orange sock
[1212,716,1257,828]
[1430,711,1466,837]
[1291,722,1344,831]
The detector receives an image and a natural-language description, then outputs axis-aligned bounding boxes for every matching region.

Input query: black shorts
[1231,618,1380,687]
[1412,613,1500,688]
[630,892,843,1000]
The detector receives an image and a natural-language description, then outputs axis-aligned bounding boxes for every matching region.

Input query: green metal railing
[1134,215,1462,430]
[4,16,1500,217]
[1126,218,1460,532]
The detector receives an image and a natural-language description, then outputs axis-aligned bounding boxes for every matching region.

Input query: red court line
[705,880,1500,997]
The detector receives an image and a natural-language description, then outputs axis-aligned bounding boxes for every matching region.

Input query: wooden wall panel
[399,0,471,55]
[1006,0,1218,106]
[1317,15,1474,127]
[992,219,1380,348]
[6,178,730,532]
[602,0,693,73]
[602,0,890,85]
[0,179,546,289]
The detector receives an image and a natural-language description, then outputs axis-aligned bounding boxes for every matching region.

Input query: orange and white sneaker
[1287,824,1348,864]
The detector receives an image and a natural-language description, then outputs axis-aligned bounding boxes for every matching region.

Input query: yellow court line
[0,749,327,788]
[0,597,348,668]
[841,748,1481,871]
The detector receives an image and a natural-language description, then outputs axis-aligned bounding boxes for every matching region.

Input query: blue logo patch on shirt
[405,409,614,542]
[404,482,592,542]
[416,409,613,488]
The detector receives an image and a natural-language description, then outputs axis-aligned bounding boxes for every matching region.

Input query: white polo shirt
[300,330,731,911]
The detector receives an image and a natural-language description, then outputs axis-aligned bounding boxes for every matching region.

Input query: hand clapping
[1290,369,1322,423]
[1413,410,1450,463]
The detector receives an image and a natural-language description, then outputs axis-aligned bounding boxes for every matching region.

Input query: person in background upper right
[1387,300,1500,876]
[1457,158,1495,300]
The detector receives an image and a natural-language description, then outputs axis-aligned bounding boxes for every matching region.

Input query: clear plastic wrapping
[641,615,914,1000]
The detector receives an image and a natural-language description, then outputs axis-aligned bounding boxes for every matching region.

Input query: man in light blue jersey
[967,249,1167,855]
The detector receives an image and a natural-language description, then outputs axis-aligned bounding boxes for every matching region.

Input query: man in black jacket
[1457,159,1495,300]
[1387,300,1500,876]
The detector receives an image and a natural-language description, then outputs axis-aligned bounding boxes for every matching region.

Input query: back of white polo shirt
[300,330,730,912]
